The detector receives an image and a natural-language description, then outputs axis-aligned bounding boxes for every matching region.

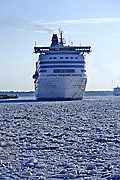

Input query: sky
[0,0,120,91]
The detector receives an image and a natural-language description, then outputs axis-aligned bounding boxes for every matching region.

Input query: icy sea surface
[0,97,120,180]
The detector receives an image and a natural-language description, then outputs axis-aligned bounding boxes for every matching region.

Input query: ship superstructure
[33,31,91,100]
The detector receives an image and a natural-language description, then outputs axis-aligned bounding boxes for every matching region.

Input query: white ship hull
[35,76,87,100]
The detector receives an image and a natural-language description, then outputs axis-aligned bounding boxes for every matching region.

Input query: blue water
[0,96,120,179]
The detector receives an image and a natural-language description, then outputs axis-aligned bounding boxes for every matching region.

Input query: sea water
[0,96,120,179]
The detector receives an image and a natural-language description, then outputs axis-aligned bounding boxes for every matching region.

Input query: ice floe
[0,98,120,179]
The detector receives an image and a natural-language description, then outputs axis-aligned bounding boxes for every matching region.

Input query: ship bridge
[34,46,91,54]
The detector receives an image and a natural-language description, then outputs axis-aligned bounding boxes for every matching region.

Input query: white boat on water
[33,30,91,100]
[113,86,120,96]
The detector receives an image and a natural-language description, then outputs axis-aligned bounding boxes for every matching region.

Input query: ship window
[60,57,63,59]
[58,74,71,76]
[70,57,73,59]
[53,69,75,73]
[75,57,78,59]
[46,74,57,76]
[49,57,52,59]
[53,57,57,59]
[40,70,47,73]
[81,69,86,72]
[65,57,69,59]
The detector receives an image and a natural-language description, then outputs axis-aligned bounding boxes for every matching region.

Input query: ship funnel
[51,34,58,47]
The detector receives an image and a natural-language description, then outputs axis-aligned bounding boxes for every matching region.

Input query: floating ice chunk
[48,173,76,179]
[111,174,120,179]
[59,169,66,174]
[21,158,38,169]
[88,170,97,175]
[39,163,46,168]
[69,169,79,176]
[101,173,111,178]
[0,142,8,147]
[21,171,33,177]
[102,164,112,171]
[86,164,96,170]
[38,175,46,180]
[48,170,77,179]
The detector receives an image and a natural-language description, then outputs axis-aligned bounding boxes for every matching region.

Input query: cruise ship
[33,30,91,100]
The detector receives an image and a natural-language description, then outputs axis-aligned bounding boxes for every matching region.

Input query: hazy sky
[0,0,120,91]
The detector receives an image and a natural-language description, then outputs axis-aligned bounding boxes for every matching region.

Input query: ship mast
[59,28,64,46]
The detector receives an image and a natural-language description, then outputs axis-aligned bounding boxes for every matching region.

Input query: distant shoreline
[85,91,113,96]
[0,91,113,96]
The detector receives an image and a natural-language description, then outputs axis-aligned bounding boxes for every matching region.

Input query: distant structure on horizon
[0,94,18,99]
[33,30,91,100]
[113,86,120,96]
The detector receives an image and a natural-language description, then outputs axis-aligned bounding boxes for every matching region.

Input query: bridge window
[53,69,75,73]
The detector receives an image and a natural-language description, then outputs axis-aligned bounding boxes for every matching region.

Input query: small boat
[113,86,120,96]
[0,94,18,99]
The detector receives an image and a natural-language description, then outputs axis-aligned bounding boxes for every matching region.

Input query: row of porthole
[39,61,85,64]
[41,74,83,77]
[49,56,79,59]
